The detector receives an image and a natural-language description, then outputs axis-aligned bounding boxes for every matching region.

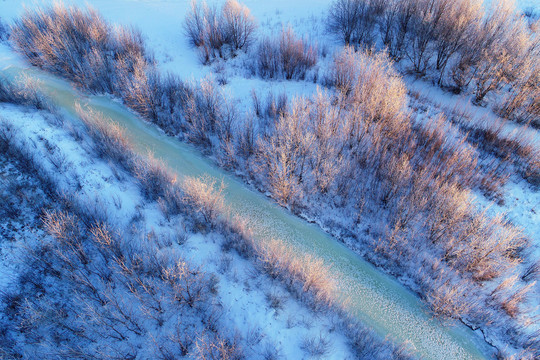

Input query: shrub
[182,175,226,225]
[194,333,243,360]
[181,76,237,146]
[221,0,257,51]
[0,76,52,111]
[431,0,483,84]
[279,27,318,80]
[378,0,416,61]
[301,334,333,357]
[132,153,176,200]
[323,47,358,94]
[76,105,133,167]
[11,3,151,94]
[324,47,406,126]
[444,0,537,102]
[184,0,257,62]
[256,37,281,79]
[495,62,540,127]
[256,27,317,80]
[185,0,208,47]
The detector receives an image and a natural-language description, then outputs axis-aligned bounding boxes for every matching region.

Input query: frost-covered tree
[327,0,384,46]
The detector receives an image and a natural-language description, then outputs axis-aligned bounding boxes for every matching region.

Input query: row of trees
[327,0,539,125]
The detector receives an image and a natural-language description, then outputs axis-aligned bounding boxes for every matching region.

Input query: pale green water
[0,55,492,359]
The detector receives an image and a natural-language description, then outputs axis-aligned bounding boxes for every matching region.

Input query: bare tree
[404,0,449,75]
[432,0,483,84]
[327,0,383,46]
[185,0,208,47]
[222,0,257,51]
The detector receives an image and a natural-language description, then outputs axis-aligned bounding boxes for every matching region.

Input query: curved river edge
[0,50,494,360]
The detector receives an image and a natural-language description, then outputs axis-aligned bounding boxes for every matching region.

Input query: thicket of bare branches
[184,0,257,63]
[0,76,53,111]
[256,26,318,80]
[324,47,406,122]
[182,76,237,146]
[2,197,231,358]
[327,0,384,46]
[183,175,226,225]
[11,3,152,94]
[327,0,539,122]
[494,52,540,127]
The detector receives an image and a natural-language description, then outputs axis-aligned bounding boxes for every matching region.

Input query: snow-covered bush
[194,332,244,360]
[0,76,52,111]
[181,76,237,146]
[494,55,540,128]
[12,3,151,94]
[256,27,318,80]
[221,0,257,51]
[430,0,483,84]
[76,105,133,168]
[256,36,281,79]
[182,175,226,225]
[378,0,416,61]
[184,0,257,63]
[324,47,406,125]
[184,0,207,47]
[466,0,533,104]
[301,334,333,357]
[124,69,189,134]
[132,153,177,201]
